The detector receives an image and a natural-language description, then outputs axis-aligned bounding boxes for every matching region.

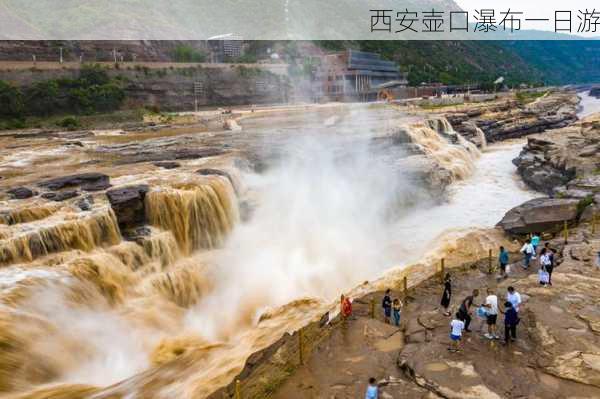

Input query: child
[365,377,378,399]
[449,313,465,352]
[392,298,402,326]
[382,289,392,324]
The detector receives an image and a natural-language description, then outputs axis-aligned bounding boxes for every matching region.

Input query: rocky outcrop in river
[512,116,600,197]
[446,91,579,143]
[497,113,600,235]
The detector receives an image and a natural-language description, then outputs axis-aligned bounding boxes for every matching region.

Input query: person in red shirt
[341,294,352,318]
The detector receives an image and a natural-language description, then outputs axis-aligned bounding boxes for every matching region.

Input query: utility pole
[193,81,203,112]
[113,48,117,64]
[59,47,63,64]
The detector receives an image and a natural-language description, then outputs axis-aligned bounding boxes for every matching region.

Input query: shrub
[24,80,60,116]
[56,116,81,130]
[0,80,24,118]
[171,45,206,63]
[79,64,110,86]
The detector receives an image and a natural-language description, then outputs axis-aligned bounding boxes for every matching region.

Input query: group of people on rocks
[362,236,557,397]
[447,285,522,352]
[520,234,556,286]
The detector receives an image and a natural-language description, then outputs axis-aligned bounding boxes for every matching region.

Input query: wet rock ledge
[445,90,579,143]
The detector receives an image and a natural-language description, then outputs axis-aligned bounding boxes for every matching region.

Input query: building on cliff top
[314,49,407,102]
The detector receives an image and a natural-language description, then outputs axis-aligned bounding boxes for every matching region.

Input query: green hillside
[315,41,543,87]
[502,40,600,84]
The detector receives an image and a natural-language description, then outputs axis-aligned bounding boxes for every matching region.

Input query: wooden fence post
[298,329,304,365]
[403,276,408,295]
[564,221,568,244]
[440,258,445,282]
[488,249,493,274]
[235,380,241,399]
[370,298,375,319]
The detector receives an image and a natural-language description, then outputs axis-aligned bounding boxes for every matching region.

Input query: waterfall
[0,208,121,266]
[140,265,211,308]
[403,117,481,181]
[145,178,239,255]
[0,203,61,225]
[140,230,181,269]
[475,126,488,150]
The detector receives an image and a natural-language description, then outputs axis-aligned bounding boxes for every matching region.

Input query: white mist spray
[185,125,421,340]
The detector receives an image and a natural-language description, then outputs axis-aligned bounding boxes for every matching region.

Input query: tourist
[365,377,378,399]
[520,239,534,269]
[545,243,556,286]
[506,286,522,313]
[483,288,499,340]
[499,246,509,278]
[501,301,519,345]
[341,294,352,319]
[531,232,541,258]
[392,298,402,326]
[457,289,479,332]
[440,272,452,316]
[382,289,392,324]
[539,248,551,286]
[449,312,465,352]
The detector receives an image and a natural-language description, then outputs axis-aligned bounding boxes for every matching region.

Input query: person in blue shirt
[531,233,541,257]
[498,246,509,278]
[365,377,378,399]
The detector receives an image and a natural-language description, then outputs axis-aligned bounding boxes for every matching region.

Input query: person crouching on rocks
[449,312,465,352]
[457,289,479,332]
[382,289,392,324]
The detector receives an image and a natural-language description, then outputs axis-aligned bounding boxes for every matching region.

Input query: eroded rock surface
[446,91,579,143]
[497,197,580,235]
[512,117,600,195]
[37,172,111,192]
